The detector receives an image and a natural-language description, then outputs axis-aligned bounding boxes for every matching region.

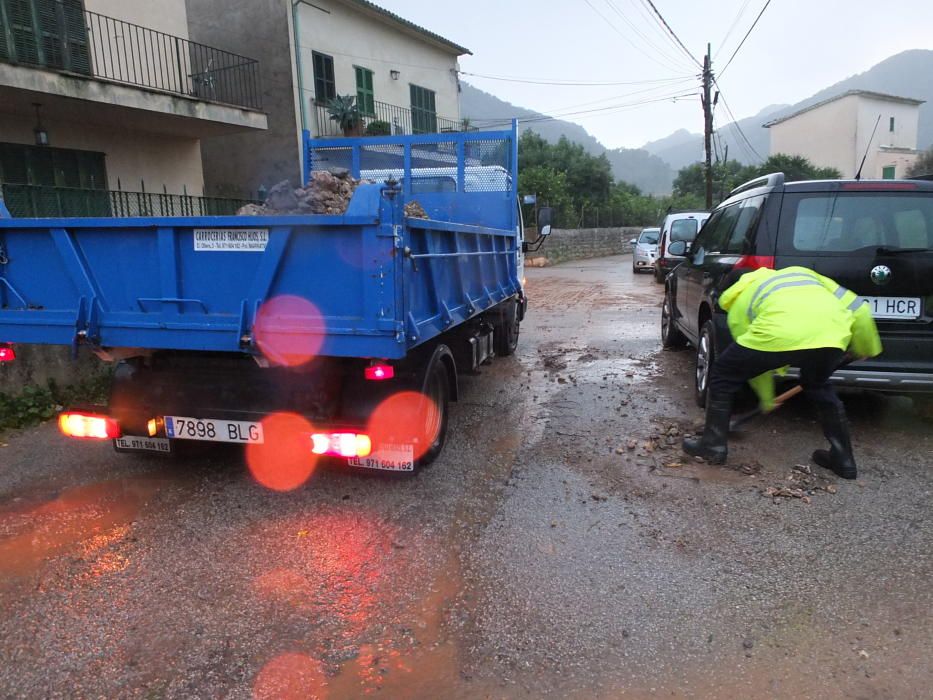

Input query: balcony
[312,99,463,138]
[0,2,266,137]
[0,4,262,110]
[1,183,255,218]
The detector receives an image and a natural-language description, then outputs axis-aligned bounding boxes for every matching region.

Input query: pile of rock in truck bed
[237,170,430,219]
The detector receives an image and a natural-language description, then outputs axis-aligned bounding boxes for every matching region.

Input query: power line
[458,71,694,87]
[714,0,753,60]
[542,76,698,113]
[581,0,694,74]
[469,90,700,128]
[641,0,701,68]
[602,0,696,73]
[718,0,772,78]
[713,80,765,162]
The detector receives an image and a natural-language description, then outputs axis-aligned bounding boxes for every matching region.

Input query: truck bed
[0,128,521,361]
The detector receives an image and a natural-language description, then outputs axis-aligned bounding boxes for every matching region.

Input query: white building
[0,0,267,217]
[186,0,471,199]
[764,90,925,179]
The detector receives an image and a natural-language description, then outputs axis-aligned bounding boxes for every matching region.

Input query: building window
[0,0,91,74]
[889,117,895,132]
[355,66,375,116]
[312,51,336,103]
[882,165,896,180]
[410,84,437,134]
[0,142,106,189]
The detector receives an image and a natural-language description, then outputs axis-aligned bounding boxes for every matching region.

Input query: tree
[673,154,843,206]
[907,146,933,177]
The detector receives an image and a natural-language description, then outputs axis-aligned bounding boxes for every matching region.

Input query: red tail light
[364,364,394,381]
[734,255,775,271]
[310,432,373,458]
[58,412,121,440]
[0,344,14,363]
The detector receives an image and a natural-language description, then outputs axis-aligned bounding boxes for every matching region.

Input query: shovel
[729,384,804,433]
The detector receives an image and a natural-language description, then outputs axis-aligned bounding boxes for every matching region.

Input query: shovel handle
[771,384,804,409]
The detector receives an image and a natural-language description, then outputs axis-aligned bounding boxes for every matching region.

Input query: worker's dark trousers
[710,344,846,409]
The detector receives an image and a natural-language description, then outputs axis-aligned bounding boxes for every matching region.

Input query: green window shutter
[0,1,11,60]
[61,0,90,74]
[355,66,374,116]
[6,0,41,65]
[312,51,336,102]
[882,166,896,180]
[410,85,437,134]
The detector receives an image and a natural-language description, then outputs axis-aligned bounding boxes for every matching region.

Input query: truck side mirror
[537,207,553,238]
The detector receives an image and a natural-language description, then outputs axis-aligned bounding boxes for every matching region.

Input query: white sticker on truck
[194,229,269,252]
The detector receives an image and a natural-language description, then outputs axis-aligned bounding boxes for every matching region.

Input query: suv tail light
[734,255,775,271]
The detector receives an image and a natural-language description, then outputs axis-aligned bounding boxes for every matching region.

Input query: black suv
[661,173,933,406]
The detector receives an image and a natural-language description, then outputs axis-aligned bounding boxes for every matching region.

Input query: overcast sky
[375,0,933,150]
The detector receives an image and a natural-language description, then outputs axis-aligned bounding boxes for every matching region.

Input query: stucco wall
[857,96,921,178]
[84,0,190,39]
[296,0,463,134]
[0,112,204,195]
[187,0,301,198]
[769,95,859,176]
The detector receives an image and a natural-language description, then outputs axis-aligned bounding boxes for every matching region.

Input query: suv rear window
[670,218,699,242]
[779,192,933,253]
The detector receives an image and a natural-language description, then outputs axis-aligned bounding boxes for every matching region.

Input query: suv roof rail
[909,173,933,181]
[729,172,785,197]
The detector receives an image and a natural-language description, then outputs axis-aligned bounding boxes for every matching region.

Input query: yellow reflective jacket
[718,266,883,409]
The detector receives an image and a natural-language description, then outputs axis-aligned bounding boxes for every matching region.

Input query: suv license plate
[164,416,264,444]
[857,296,923,320]
[115,436,171,453]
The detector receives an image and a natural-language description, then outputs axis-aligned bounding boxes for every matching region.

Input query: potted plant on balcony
[327,95,363,137]
[365,120,392,136]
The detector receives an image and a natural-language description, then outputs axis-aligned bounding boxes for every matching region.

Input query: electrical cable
[602,0,696,73]
[714,0,753,60]
[457,71,694,87]
[640,0,701,68]
[718,0,772,79]
[713,80,764,162]
[581,0,695,74]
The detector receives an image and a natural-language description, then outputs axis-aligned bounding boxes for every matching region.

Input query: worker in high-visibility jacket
[682,266,882,479]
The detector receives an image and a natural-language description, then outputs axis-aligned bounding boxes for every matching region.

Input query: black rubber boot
[682,396,732,465]
[812,403,857,480]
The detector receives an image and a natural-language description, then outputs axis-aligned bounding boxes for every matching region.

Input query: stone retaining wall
[528,227,641,266]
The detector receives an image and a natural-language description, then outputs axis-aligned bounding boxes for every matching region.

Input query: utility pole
[702,43,714,209]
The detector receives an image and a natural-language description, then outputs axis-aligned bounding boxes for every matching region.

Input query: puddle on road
[0,477,162,579]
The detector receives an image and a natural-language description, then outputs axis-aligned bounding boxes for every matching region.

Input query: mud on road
[1,256,931,699]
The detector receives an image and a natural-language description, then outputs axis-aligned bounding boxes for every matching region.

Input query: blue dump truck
[0,125,551,478]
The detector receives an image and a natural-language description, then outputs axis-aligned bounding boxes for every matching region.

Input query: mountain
[643,50,933,171]
[461,83,674,194]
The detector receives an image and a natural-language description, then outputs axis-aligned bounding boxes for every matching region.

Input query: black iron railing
[313,99,463,137]
[0,3,262,110]
[1,183,256,218]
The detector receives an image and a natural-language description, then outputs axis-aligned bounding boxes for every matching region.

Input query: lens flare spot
[253,653,327,700]
[367,391,439,461]
[246,413,318,492]
[254,295,326,367]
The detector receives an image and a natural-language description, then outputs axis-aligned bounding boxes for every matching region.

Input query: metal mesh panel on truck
[464,140,511,192]
[408,142,457,193]
[308,146,353,175]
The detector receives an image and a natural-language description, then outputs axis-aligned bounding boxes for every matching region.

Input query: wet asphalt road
[1,255,931,699]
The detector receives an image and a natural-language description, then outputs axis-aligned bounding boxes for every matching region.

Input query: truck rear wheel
[494,299,520,356]
[416,360,450,468]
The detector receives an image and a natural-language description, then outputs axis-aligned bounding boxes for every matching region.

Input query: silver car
[630,227,660,273]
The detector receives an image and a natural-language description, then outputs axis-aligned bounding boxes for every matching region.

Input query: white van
[654,210,710,283]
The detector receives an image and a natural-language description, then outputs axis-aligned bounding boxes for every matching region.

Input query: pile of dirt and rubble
[237,171,367,216]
